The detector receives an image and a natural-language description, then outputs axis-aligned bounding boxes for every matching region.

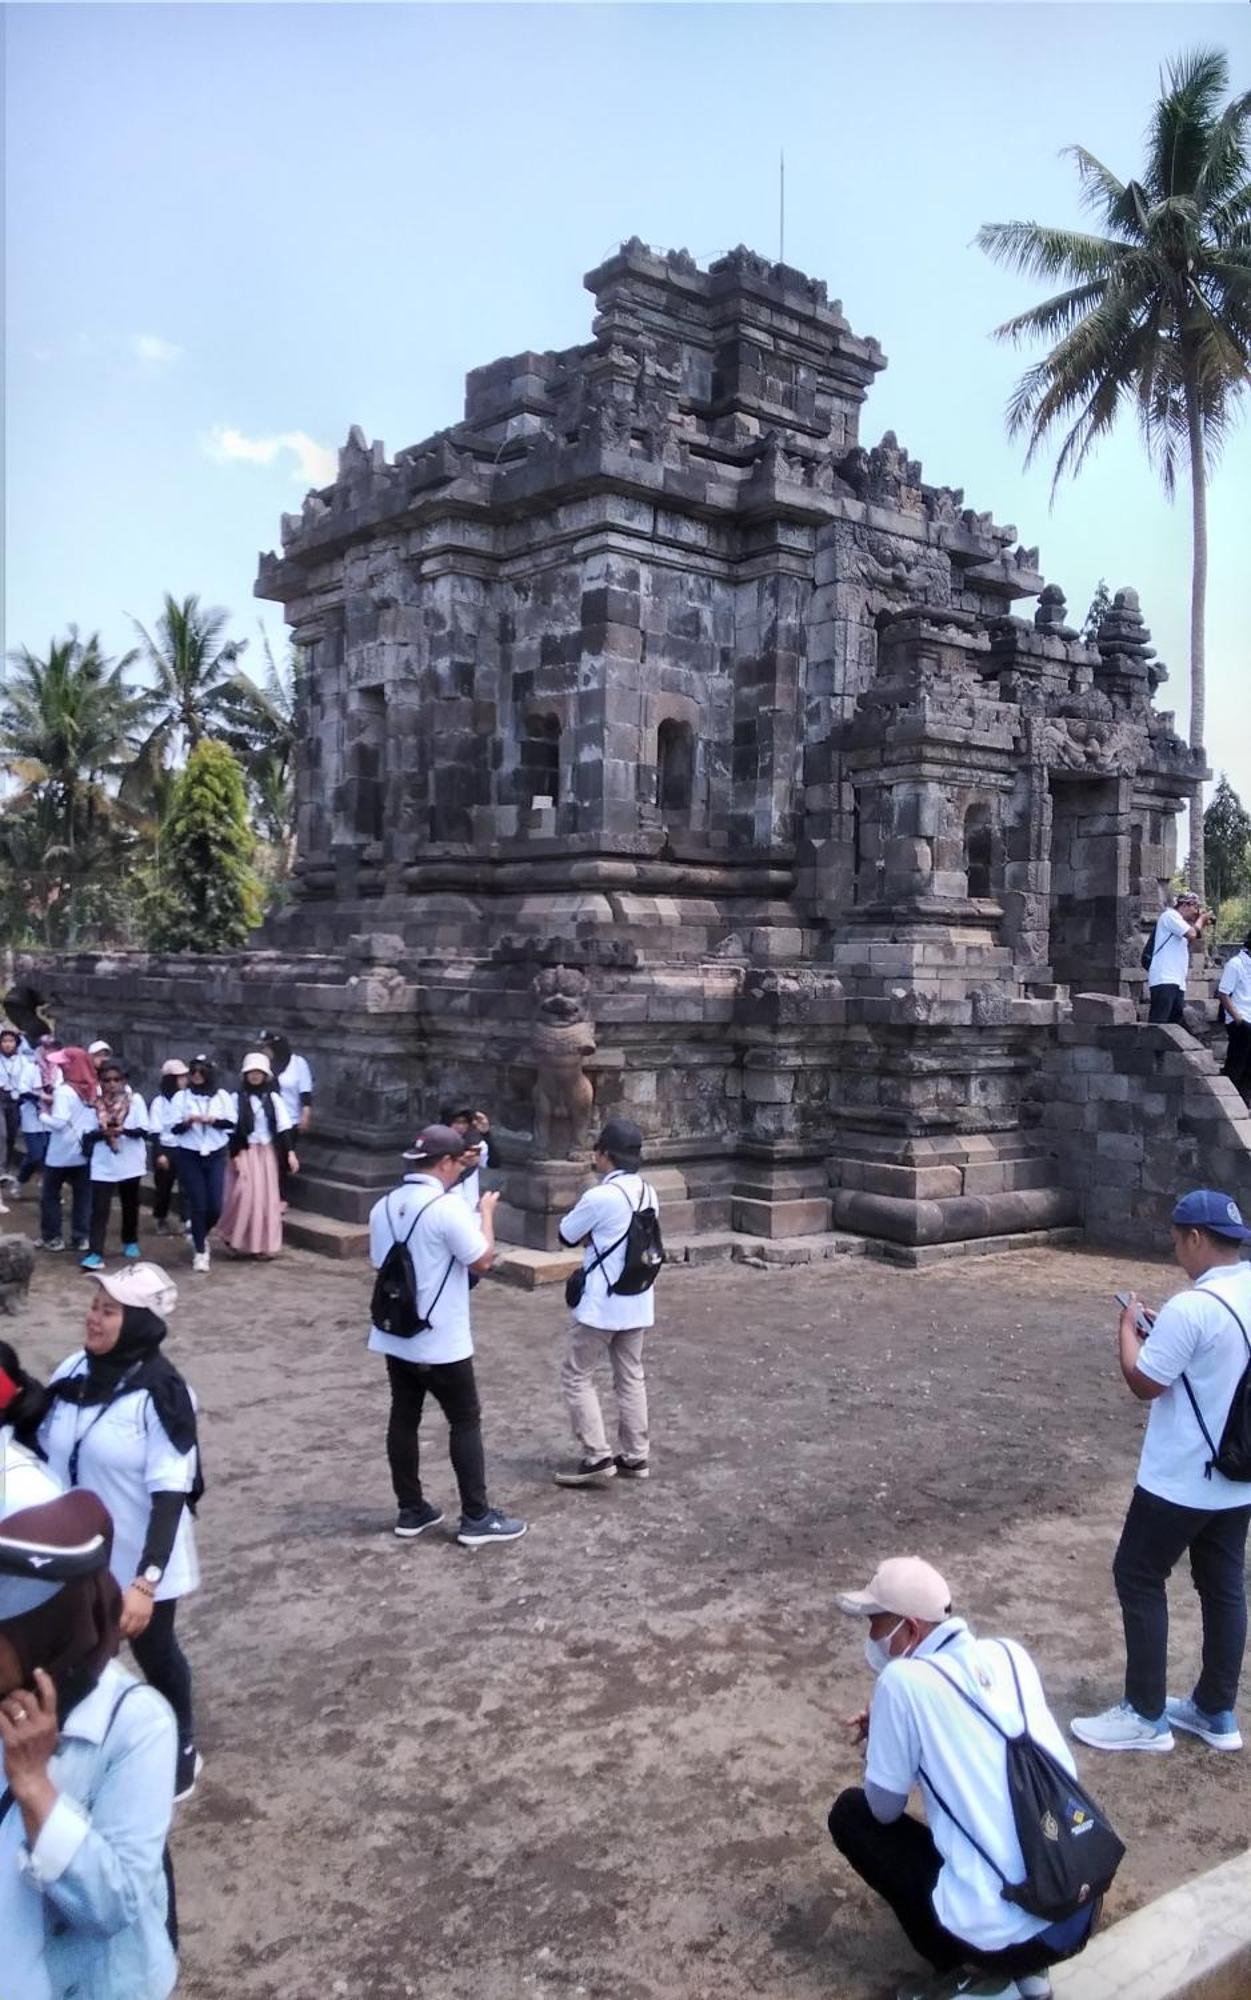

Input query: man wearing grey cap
[554,1117,660,1487]
[368,1126,526,1547]
[829,1557,1090,2000]
[1144,890,1211,1025]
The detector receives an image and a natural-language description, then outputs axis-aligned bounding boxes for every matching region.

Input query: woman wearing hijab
[38,1263,203,1804]
[37,1049,96,1255]
[0,1485,178,2000]
[167,1053,236,1275]
[81,1061,149,1273]
[217,1051,298,1258]
[147,1060,188,1238]
[259,1029,313,1208]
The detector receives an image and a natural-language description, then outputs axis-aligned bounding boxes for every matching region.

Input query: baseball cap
[161,1058,189,1078]
[596,1116,644,1165]
[0,1489,112,1622]
[835,1556,953,1623]
[1171,1189,1251,1243]
[86,1262,179,1315]
[403,1124,470,1165]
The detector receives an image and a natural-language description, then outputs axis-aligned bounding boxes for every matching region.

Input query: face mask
[864,1618,906,1675]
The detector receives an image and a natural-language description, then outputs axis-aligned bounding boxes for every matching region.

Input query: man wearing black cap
[1073,1188,1251,1754]
[554,1117,659,1487]
[367,1126,526,1547]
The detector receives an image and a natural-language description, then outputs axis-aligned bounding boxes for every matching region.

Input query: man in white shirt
[1073,1189,1251,1755]
[368,1125,526,1548]
[830,1557,1090,2000]
[1217,933,1251,1104]
[1144,891,1211,1025]
[554,1117,660,1488]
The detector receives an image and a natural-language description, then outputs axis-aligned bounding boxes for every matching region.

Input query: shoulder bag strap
[584,1182,638,1285]
[915,1648,1025,1889]
[0,1784,12,1828]
[403,1189,456,1321]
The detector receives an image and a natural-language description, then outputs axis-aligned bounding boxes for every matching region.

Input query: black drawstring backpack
[918,1642,1124,1923]
[1179,1292,1251,1483]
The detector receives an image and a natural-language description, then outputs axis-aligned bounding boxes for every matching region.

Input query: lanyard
[66,1364,142,1486]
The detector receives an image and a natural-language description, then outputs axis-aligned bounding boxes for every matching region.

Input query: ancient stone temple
[19,239,1241,1265]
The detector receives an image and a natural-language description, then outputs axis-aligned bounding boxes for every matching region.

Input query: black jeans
[131,1598,196,1750]
[385,1355,488,1519]
[1148,982,1186,1025]
[152,1154,181,1224]
[1114,1484,1251,1718]
[828,1789,1086,1978]
[40,1162,91,1245]
[1223,1022,1251,1104]
[176,1150,227,1253]
[89,1176,142,1256]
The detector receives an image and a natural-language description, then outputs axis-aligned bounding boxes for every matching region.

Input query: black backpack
[563,1180,666,1310]
[1140,918,1163,974]
[1179,1291,1251,1482]
[919,1642,1124,1923]
[370,1191,454,1339]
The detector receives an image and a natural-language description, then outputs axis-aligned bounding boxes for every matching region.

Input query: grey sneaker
[394,1502,445,1539]
[896,1973,1023,2000]
[1070,1700,1174,1752]
[1165,1694,1242,1750]
[456,1508,527,1547]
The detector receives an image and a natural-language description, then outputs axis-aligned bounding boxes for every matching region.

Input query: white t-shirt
[1135,1263,1251,1509]
[0,1050,29,1105]
[16,1056,44,1135]
[559,1171,660,1331]
[149,1093,180,1148]
[367,1174,487,1365]
[275,1055,313,1124]
[865,1620,1075,1951]
[169,1087,238,1155]
[86,1092,150,1183]
[39,1355,200,1600]
[40,1081,94,1169]
[238,1089,293,1147]
[1218,950,1251,1019]
[0,1433,63,1517]
[1147,906,1192,989]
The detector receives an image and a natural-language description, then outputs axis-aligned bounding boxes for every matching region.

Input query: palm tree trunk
[1185,370,1208,901]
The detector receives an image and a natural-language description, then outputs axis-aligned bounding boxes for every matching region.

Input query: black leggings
[89,1177,141,1256]
[130,1598,195,1750]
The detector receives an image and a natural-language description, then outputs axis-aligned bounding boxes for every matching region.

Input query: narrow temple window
[964,802,994,899]
[657,719,694,813]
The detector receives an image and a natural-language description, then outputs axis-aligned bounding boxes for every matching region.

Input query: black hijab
[187,1055,218,1093]
[49,1304,199,1458]
[0,1339,50,1449]
[262,1032,292,1078]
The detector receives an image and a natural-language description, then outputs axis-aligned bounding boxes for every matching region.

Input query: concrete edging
[1053,1848,1251,2000]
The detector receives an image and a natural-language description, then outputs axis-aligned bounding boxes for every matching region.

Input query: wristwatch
[141,1564,164,1587]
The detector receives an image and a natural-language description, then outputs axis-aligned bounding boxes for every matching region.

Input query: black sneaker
[393,1501,445,1539]
[554,1456,617,1487]
[615,1455,650,1479]
[174,1745,203,1803]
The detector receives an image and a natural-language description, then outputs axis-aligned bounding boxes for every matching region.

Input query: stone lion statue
[531,968,596,1159]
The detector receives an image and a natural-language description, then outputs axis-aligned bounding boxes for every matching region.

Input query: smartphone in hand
[1114,1291,1155,1338]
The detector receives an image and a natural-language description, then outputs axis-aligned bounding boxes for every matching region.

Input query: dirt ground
[9,1230,1248,2000]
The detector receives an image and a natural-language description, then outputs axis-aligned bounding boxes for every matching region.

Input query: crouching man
[828,1557,1094,2000]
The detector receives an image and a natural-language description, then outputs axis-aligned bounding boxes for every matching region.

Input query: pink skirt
[217,1143,284,1257]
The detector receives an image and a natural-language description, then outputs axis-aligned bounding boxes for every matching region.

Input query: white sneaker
[1070,1700,1174,1752]
[192,1250,210,1274]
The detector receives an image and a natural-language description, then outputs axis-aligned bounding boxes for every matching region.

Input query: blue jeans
[176,1149,227,1252]
[40,1161,91,1245]
[16,1129,47,1183]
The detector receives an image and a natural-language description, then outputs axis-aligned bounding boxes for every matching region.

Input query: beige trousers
[561,1322,649,1461]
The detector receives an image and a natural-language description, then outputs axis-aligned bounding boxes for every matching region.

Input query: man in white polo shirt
[368,1125,525,1549]
[1144,890,1211,1025]
[1217,932,1251,1103]
[830,1556,1093,2000]
[1072,1189,1251,1754]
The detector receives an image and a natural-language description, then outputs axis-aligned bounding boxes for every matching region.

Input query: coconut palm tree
[214,630,298,865]
[977,47,1251,895]
[129,592,248,761]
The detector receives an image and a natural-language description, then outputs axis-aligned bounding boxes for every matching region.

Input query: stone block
[731,1196,832,1239]
[1071,993,1136,1025]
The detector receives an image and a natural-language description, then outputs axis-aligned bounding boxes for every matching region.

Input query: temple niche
[14,239,1208,1266]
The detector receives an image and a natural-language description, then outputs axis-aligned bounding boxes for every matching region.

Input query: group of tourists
[0,1027,313,1273]
[4,992,1251,2000]
[1145,891,1251,1104]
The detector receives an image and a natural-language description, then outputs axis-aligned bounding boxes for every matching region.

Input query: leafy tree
[1082,578,1112,645]
[213,629,298,864]
[1204,772,1251,906]
[130,592,247,761]
[978,48,1251,897]
[146,739,264,951]
[0,630,150,944]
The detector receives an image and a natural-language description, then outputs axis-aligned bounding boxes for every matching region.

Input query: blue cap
[1171,1189,1251,1242]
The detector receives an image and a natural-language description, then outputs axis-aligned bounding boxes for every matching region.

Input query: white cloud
[202,425,337,487]
[132,333,181,367]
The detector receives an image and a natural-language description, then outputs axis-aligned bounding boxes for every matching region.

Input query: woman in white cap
[148,1059,189,1237]
[167,1054,237,1274]
[0,1484,178,2000]
[216,1051,298,1258]
[38,1263,204,1804]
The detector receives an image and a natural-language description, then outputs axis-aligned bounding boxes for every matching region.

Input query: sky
[5,1,1249,811]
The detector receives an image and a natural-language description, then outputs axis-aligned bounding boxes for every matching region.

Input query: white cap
[87,1040,112,1056]
[161,1058,189,1079]
[87,1262,178,1315]
[835,1556,953,1624]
